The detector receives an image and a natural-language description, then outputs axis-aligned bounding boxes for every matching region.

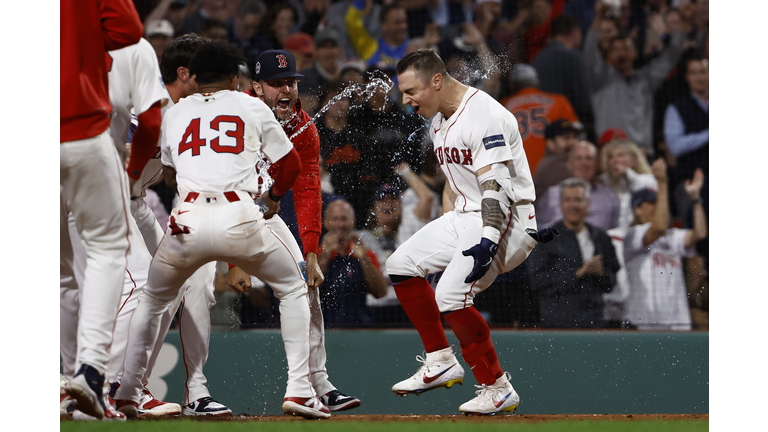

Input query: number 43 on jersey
[179,115,245,156]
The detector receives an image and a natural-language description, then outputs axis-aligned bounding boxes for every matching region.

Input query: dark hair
[160,34,207,84]
[380,4,405,25]
[238,0,266,17]
[189,41,247,86]
[550,14,580,38]
[201,19,227,34]
[396,49,447,83]
[259,2,297,40]
[680,48,707,76]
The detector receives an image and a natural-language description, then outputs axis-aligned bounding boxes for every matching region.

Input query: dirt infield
[105,413,707,423]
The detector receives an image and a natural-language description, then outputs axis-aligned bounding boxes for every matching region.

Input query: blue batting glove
[462,238,499,284]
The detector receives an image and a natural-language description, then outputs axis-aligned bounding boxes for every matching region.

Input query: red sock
[444,307,502,386]
[394,278,449,353]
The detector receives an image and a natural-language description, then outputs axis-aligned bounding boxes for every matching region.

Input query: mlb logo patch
[255,62,261,74]
[482,134,506,150]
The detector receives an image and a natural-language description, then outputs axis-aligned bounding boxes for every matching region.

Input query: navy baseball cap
[631,188,658,208]
[254,50,304,82]
[545,119,585,139]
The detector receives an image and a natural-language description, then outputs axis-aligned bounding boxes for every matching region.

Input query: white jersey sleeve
[129,38,169,116]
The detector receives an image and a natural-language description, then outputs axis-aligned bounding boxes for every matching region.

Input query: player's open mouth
[278,98,290,109]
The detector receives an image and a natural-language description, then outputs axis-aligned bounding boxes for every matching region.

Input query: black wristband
[268,187,282,202]
[690,198,701,206]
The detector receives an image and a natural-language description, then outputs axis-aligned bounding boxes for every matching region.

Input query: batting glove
[462,238,499,284]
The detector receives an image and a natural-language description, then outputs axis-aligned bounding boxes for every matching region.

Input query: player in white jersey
[113,41,331,420]
[385,49,558,415]
[623,159,707,330]
[60,36,168,420]
[113,34,232,417]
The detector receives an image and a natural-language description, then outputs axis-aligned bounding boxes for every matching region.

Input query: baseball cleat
[182,396,232,416]
[321,390,361,412]
[282,396,331,419]
[459,372,520,416]
[73,395,128,421]
[114,399,139,419]
[392,347,465,396]
[138,387,182,416]
[65,364,106,420]
[60,375,74,416]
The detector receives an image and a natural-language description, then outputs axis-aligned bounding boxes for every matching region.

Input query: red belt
[184,191,242,203]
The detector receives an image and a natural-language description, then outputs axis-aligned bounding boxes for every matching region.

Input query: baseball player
[113,41,330,420]
[60,35,178,419]
[113,34,232,417]
[385,49,557,415]
[226,50,361,411]
[60,0,144,421]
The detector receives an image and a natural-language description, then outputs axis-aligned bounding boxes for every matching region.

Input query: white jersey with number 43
[429,87,535,212]
[161,90,293,198]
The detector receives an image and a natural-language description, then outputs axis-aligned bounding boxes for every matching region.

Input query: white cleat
[282,396,331,419]
[60,375,74,416]
[459,372,520,416]
[391,347,465,396]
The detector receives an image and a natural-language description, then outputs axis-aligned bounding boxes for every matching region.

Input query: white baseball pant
[116,191,315,404]
[60,130,131,376]
[386,203,539,312]
[265,215,334,397]
[129,197,217,404]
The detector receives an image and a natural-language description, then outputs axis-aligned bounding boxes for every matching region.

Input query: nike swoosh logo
[422,363,455,383]
[179,210,190,215]
[494,392,511,408]
[529,214,535,220]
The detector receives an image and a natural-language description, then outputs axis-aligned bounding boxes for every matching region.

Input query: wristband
[690,198,701,205]
[268,186,282,202]
[482,226,501,244]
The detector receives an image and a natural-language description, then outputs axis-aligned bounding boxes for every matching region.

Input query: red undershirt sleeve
[127,101,162,180]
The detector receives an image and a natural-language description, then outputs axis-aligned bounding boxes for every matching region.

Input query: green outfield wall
[139,329,708,416]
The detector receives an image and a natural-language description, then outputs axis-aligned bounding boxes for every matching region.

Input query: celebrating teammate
[385,49,556,415]
[226,49,361,412]
[60,0,144,421]
[113,41,330,420]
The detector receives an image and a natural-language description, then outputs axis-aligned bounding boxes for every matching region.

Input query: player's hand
[305,253,324,289]
[226,266,252,294]
[261,195,281,219]
[462,238,498,284]
[684,168,704,200]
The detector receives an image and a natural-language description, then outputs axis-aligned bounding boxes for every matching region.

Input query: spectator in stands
[536,141,620,231]
[361,183,403,257]
[584,1,685,156]
[227,0,269,73]
[258,2,299,51]
[500,64,579,175]
[623,160,706,331]
[598,139,658,229]
[180,0,229,35]
[339,59,367,85]
[398,0,473,40]
[534,119,584,201]
[201,19,229,42]
[354,69,427,190]
[145,20,175,63]
[283,32,315,72]
[663,50,708,221]
[318,199,388,325]
[521,0,566,63]
[596,15,620,59]
[315,80,372,228]
[345,1,440,71]
[325,0,383,61]
[442,23,501,99]
[531,13,594,140]
[300,0,332,36]
[394,156,444,245]
[144,0,193,37]
[298,28,343,114]
[527,177,620,328]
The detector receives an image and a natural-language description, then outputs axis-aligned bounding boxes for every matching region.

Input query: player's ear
[252,81,264,98]
[178,66,190,82]
[432,72,442,91]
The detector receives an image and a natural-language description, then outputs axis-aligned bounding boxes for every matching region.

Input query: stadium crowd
[136,0,709,331]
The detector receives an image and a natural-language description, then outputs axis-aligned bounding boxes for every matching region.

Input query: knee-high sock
[444,306,502,386]
[393,277,449,353]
